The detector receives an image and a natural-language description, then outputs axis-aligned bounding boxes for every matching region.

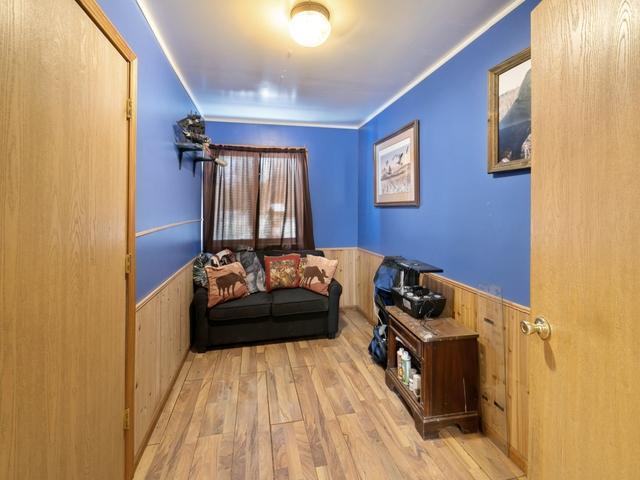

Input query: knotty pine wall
[134,260,193,460]
[321,247,358,307]
[354,247,529,472]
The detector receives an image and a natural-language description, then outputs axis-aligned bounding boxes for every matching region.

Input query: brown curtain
[203,149,259,251]
[203,146,315,252]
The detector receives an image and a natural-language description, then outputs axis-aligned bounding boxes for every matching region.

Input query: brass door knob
[520,316,551,340]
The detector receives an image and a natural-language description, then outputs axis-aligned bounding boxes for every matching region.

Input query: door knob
[520,316,551,340]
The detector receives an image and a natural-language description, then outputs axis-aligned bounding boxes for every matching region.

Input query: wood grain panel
[321,247,357,306]
[271,421,316,480]
[356,247,529,472]
[200,349,241,437]
[232,372,273,480]
[503,306,528,472]
[188,434,233,480]
[356,248,384,323]
[476,295,508,453]
[134,260,193,459]
[0,0,132,477]
[530,1,640,477]
[145,379,203,479]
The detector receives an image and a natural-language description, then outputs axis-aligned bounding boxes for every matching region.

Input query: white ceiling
[137,0,523,128]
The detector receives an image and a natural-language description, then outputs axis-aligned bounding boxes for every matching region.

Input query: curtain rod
[208,143,308,154]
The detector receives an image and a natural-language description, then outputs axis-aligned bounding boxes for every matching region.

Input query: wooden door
[530,0,640,478]
[0,0,136,478]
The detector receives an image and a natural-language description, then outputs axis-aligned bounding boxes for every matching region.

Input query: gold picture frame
[488,47,532,173]
[373,120,420,207]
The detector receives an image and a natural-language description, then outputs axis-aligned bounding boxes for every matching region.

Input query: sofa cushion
[271,288,329,317]
[208,292,273,322]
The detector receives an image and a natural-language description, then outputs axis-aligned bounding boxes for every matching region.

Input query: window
[203,146,315,252]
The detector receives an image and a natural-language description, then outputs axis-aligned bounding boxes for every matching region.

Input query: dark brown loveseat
[190,249,342,352]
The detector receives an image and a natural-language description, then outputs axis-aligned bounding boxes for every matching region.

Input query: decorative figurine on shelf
[175,112,210,146]
[173,113,227,173]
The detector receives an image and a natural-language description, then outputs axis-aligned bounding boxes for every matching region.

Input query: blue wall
[98,0,202,299]
[101,0,535,304]
[358,1,538,306]
[206,122,358,248]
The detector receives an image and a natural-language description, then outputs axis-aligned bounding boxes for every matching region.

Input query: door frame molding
[75,1,137,478]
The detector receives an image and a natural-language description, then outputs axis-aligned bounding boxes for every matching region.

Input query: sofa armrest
[327,279,342,337]
[190,286,209,352]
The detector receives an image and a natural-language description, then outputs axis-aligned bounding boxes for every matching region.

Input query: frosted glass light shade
[289,2,331,47]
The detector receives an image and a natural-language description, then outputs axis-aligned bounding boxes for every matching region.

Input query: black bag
[368,324,387,366]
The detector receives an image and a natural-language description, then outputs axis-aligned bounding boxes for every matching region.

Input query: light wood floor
[135,308,525,480]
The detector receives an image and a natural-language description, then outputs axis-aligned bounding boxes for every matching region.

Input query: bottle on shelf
[413,373,421,399]
[397,348,405,380]
[402,351,411,385]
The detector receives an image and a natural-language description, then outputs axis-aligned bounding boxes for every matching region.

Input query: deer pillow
[204,262,249,308]
[300,254,338,296]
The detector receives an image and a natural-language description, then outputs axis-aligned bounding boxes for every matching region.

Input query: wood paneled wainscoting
[134,260,194,462]
[321,247,358,307]
[354,248,530,472]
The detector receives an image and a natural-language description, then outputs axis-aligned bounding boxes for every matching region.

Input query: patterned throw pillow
[298,256,307,280]
[204,262,249,308]
[214,249,236,266]
[264,254,301,292]
[193,252,215,287]
[300,254,338,296]
[236,250,266,294]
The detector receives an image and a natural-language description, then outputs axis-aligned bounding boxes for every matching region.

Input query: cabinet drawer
[390,318,421,358]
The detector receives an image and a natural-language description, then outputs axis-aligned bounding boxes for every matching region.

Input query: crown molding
[357,0,526,128]
[135,0,203,114]
[204,116,359,130]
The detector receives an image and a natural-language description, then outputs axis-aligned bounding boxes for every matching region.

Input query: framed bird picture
[373,120,420,207]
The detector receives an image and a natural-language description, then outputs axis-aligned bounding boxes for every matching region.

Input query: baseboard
[355,306,375,326]
[508,446,528,474]
[481,422,527,474]
[481,421,509,454]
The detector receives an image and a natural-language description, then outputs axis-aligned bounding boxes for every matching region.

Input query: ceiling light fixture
[289,2,331,48]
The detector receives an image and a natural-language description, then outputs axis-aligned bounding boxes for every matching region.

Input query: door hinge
[126,98,133,119]
[125,253,132,275]
[123,408,131,430]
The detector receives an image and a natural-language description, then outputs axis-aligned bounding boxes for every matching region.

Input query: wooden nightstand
[385,306,480,438]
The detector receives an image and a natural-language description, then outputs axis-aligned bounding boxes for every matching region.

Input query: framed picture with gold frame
[488,47,532,173]
[373,120,420,207]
